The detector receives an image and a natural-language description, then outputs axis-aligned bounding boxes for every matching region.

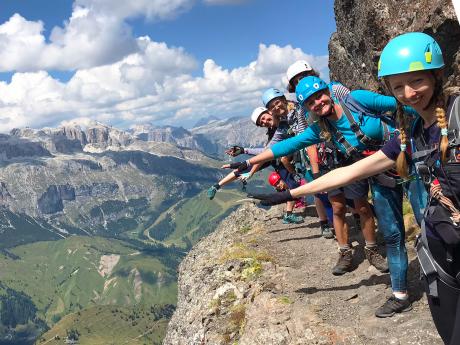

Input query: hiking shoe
[320,224,335,239]
[282,213,304,224]
[375,296,412,318]
[207,186,217,200]
[365,246,389,273]
[332,249,353,275]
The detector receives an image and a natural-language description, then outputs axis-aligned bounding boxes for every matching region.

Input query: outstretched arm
[290,151,394,198]
[250,151,395,205]
[350,90,418,116]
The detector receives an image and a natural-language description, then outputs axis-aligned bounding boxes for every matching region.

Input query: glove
[247,190,294,206]
[238,172,252,182]
[228,160,250,172]
[225,146,245,157]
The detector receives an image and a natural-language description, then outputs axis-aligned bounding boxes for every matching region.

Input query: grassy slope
[36,305,168,345]
[145,189,245,248]
[0,237,177,325]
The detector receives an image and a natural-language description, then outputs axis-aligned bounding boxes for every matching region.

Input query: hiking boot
[282,213,304,224]
[332,249,353,275]
[364,246,389,273]
[320,224,335,239]
[375,296,412,318]
[207,186,217,200]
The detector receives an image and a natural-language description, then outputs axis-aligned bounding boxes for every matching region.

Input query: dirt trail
[164,203,443,345]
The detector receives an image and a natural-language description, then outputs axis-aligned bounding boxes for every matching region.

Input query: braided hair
[394,101,410,178]
[432,79,449,163]
[392,74,450,178]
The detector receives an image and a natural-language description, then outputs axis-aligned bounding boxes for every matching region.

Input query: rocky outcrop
[0,134,52,160]
[38,185,64,214]
[75,182,118,198]
[132,124,219,155]
[86,123,133,149]
[0,182,11,203]
[329,0,460,91]
[164,204,442,345]
[191,116,267,156]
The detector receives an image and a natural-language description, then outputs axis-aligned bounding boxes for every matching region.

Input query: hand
[225,146,245,157]
[238,172,252,182]
[247,190,294,206]
[224,160,250,171]
[312,172,321,180]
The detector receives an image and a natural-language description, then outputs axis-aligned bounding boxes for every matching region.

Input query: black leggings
[424,237,460,345]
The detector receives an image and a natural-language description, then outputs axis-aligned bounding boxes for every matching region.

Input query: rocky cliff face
[164,204,442,345]
[329,0,460,91]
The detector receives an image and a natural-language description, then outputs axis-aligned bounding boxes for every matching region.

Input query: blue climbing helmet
[378,32,444,78]
[262,88,285,107]
[295,76,328,105]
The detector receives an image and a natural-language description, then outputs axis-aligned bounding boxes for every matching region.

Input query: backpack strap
[339,101,384,148]
[415,216,460,298]
[447,95,460,148]
[323,119,360,160]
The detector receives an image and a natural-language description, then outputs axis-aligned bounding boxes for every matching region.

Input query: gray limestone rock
[164,204,443,345]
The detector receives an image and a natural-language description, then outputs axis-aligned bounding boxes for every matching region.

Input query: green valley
[0,236,178,344]
[36,305,173,345]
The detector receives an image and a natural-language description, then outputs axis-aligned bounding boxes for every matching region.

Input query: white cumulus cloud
[0,42,328,132]
[0,0,330,132]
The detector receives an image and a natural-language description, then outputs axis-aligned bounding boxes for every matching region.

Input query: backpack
[342,93,396,128]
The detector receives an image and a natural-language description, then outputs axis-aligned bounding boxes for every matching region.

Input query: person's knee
[331,202,346,217]
[280,156,289,164]
[354,201,373,219]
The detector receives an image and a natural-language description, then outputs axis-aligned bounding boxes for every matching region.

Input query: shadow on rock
[295,273,391,294]
[278,234,322,242]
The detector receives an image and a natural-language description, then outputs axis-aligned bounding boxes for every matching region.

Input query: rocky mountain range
[0,119,243,344]
[0,122,226,245]
[131,116,267,157]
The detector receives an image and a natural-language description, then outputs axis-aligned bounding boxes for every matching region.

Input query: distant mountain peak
[193,115,220,128]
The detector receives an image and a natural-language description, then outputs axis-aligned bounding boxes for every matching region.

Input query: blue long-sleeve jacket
[271,90,418,158]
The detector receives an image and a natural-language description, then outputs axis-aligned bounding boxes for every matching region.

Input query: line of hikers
[206,32,460,345]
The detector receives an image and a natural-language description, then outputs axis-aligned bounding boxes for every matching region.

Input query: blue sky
[0,0,336,130]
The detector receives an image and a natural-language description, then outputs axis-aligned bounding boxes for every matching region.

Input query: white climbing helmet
[286,60,313,83]
[250,107,268,126]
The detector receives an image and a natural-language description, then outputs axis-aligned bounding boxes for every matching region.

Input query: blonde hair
[394,102,410,178]
[318,117,332,141]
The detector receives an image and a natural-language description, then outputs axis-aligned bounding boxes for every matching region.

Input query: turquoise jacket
[271,90,417,158]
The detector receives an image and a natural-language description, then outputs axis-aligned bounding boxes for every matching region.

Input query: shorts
[342,178,369,200]
[278,167,300,190]
[319,166,344,198]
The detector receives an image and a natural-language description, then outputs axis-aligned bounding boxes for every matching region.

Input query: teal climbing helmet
[295,76,328,105]
[262,88,285,107]
[378,32,444,78]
